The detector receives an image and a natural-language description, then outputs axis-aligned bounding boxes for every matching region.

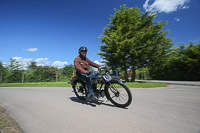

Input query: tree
[29,66,58,82]
[170,42,200,80]
[98,5,173,81]
[0,62,2,82]
[7,59,22,70]
[149,41,200,81]
[27,61,37,70]
[59,64,75,81]
[1,59,77,83]
[0,62,8,83]
[6,59,23,83]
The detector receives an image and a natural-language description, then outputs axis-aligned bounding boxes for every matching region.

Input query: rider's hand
[86,70,92,76]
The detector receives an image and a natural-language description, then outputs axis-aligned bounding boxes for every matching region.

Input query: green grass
[0,106,23,132]
[0,116,9,129]
[125,82,168,88]
[0,82,70,87]
[0,107,9,129]
[0,81,168,88]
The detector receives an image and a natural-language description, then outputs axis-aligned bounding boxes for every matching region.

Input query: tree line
[0,60,75,83]
[148,42,200,81]
[1,40,199,83]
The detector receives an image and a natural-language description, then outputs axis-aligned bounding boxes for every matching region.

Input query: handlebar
[98,66,111,74]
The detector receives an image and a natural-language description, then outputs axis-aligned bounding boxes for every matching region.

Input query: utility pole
[22,71,25,83]
[0,71,2,83]
[56,71,58,82]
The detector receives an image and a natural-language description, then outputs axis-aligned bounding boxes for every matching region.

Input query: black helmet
[78,46,88,54]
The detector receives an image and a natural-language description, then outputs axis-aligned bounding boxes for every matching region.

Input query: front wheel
[105,79,132,108]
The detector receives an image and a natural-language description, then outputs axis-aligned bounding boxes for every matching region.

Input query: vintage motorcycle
[69,67,132,108]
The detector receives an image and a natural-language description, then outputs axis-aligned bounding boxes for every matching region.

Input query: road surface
[0,85,200,133]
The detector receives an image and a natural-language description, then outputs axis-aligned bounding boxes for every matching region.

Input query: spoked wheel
[105,79,132,108]
[72,81,88,100]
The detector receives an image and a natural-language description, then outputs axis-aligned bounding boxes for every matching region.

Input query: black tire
[72,81,88,100]
[105,79,132,108]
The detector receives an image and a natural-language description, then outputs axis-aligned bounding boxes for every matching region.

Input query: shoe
[87,94,97,102]
[96,92,101,99]
[100,90,105,98]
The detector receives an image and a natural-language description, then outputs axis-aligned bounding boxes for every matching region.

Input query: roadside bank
[0,106,24,133]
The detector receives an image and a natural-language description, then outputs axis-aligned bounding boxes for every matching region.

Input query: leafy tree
[168,42,200,80]
[98,5,173,81]
[6,59,23,83]
[26,61,37,82]
[59,64,75,81]
[27,61,37,70]
[0,62,8,83]
[1,59,77,83]
[29,66,58,82]
[149,41,200,81]
[7,59,22,70]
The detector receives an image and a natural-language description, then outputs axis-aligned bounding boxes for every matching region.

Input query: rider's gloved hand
[86,70,92,76]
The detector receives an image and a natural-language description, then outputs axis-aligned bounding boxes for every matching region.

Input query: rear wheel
[105,79,132,108]
[72,81,88,100]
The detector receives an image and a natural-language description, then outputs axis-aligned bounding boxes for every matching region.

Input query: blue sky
[0,0,200,68]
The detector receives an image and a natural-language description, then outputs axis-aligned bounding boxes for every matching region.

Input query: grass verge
[126,82,168,88]
[0,106,24,133]
[0,82,69,87]
[0,81,168,88]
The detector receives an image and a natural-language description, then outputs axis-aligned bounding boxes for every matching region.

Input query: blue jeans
[78,72,101,95]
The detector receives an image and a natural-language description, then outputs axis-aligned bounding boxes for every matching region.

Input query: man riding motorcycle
[74,46,101,101]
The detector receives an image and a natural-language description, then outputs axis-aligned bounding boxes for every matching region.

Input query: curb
[136,80,200,86]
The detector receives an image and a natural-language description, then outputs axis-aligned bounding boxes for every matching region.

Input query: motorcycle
[69,67,132,108]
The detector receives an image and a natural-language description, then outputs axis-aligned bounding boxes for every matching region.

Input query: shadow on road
[69,97,119,108]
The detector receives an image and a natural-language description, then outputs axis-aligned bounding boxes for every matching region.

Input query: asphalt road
[0,85,200,133]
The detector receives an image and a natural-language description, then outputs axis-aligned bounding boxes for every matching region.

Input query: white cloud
[193,39,200,44]
[34,58,49,66]
[94,59,106,66]
[143,0,190,13]
[24,48,38,52]
[52,61,68,68]
[10,57,49,68]
[6,57,69,69]
[143,0,151,11]
[175,17,180,22]
[182,5,189,9]
[94,60,101,65]
[12,57,22,61]
[0,58,3,61]
[12,57,33,69]
[12,57,33,62]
